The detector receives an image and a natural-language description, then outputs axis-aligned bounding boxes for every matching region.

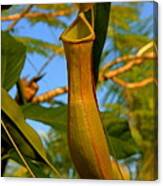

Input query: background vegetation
[1,2,157,180]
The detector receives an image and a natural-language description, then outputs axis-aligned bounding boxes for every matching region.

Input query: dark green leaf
[2,89,46,157]
[108,135,140,160]
[9,150,50,178]
[93,3,111,84]
[1,88,61,177]
[2,112,38,160]
[105,120,140,159]
[1,32,26,90]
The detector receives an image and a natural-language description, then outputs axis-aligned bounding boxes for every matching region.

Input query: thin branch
[101,54,134,71]
[6,5,33,31]
[27,57,39,73]
[136,41,155,56]
[1,120,36,178]
[1,8,73,21]
[30,51,157,103]
[28,42,157,103]
[100,41,156,74]
[37,54,55,77]
[100,52,155,75]
[32,86,68,103]
[31,76,157,104]
[112,77,157,89]
[31,75,157,103]
[100,52,156,82]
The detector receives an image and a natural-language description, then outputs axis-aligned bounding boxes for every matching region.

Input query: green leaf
[2,89,46,157]
[106,120,140,159]
[92,3,111,84]
[9,150,51,178]
[1,32,26,90]
[2,112,38,160]
[101,111,140,159]
[22,104,67,130]
[1,119,36,177]
[1,88,61,177]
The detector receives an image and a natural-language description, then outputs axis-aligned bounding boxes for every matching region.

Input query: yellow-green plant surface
[61,13,115,179]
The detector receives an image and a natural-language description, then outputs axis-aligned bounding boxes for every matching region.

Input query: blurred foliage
[1,2,157,180]
[106,3,153,56]
[26,4,75,28]
[44,129,79,179]
[16,37,64,57]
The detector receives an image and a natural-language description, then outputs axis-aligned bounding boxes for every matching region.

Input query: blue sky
[2,2,155,135]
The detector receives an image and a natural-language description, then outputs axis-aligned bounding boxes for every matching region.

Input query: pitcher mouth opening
[60,13,95,44]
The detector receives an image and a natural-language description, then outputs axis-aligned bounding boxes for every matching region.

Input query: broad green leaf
[2,112,37,160]
[106,120,140,159]
[101,111,140,159]
[1,88,61,177]
[1,119,36,177]
[1,89,46,157]
[22,104,67,130]
[1,32,26,90]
